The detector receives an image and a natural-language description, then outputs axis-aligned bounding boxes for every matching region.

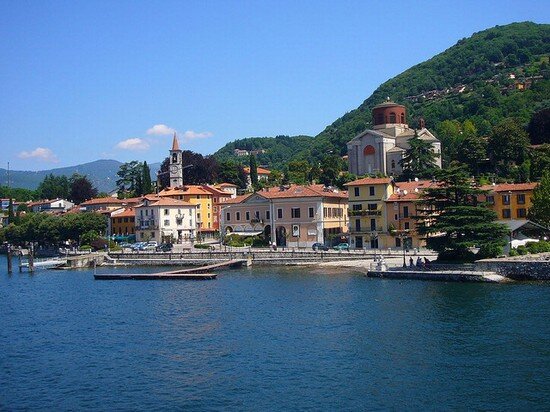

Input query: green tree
[399,131,439,180]
[527,108,550,145]
[529,171,550,228]
[37,174,70,199]
[142,161,153,195]
[487,118,530,177]
[69,174,98,204]
[116,161,143,197]
[458,132,487,175]
[319,155,342,186]
[287,161,310,185]
[417,163,508,261]
[249,154,258,189]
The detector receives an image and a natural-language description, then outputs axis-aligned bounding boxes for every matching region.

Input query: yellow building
[345,177,394,249]
[480,183,537,220]
[158,185,216,238]
[110,207,136,237]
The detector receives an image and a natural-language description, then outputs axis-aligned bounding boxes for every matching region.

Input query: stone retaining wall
[475,260,550,280]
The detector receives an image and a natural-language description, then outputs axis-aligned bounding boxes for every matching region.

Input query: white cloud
[146,124,176,135]
[18,147,58,163]
[115,138,150,151]
[182,130,213,140]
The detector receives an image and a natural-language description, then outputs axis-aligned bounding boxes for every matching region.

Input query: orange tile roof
[79,197,127,206]
[345,177,393,186]
[219,194,252,205]
[216,182,238,188]
[480,183,537,192]
[112,207,135,218]
[243,167,271,175]
[138,197,195,207]
[159,185,212,196]
[246,185,348,200]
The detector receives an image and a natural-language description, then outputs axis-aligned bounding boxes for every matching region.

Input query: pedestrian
[416,257,422,267]
[409,257,414,267]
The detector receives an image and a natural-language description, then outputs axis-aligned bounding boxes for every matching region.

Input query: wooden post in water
[7,244,12,274]
[18,249,22,272]
[28,243,34,273]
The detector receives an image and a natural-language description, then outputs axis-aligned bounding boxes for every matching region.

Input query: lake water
[1,257,550,410]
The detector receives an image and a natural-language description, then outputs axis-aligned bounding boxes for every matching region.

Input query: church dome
[372,99,407,126]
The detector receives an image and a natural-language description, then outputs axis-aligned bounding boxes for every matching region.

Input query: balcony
[349,226,384,234]
[348,209,382,217]
[136,220,158,230]
[250,218,264,224]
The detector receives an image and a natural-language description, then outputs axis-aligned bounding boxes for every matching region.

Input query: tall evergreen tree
[249,154,258,189]
[487,118,530,177]
[399,131,439,180]
[417,163,508,261]
[37,174,70,199]
[529,171,550,229]
[142,161,152,195]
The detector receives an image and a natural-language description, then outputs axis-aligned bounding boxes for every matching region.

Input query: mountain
[215,22,550,166]
[0,160,123,193]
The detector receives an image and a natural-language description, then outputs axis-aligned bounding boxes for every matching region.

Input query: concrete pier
[367,269,509,283]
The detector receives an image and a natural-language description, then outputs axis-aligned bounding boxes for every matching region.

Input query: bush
[509,249,519,257]
[477,243,503,259]
[91,238,108,251]
[79,245,92,251]
[516,245,529,255]
[437,248,476,263]
[526,240,550,254]
[194,243,213,250]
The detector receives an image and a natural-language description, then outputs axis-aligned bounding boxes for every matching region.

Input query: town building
[110,207,136,237]
[347,99,442,176]
[79,197,139,212]
[135,196,197,243]
[243,166,271,189]
[28,198,74,213]
[219,184,348,248]
[480,183,537,220]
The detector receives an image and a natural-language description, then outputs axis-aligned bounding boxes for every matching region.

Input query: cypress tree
[249,154,258,189]
[142,161,152,195]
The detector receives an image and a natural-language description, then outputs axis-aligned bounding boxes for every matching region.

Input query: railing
[250,218,264,224]
[348,209,382,217]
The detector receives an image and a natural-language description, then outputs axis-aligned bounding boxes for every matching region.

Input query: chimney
[418,117,426,129]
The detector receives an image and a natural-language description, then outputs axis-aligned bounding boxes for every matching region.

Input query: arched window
[400,113,405,123]
[391,160,396,169]
[376,113,384,125]
[363,145,375,155]
[172,153,178,163]
[389,112,396,123]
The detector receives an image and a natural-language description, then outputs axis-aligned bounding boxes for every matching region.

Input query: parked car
[156,243,173,252]
[147,241,158,247]
[130,242,146,251]
[312,242,329,251]
[142,244,156,251]
[333,243,350,251]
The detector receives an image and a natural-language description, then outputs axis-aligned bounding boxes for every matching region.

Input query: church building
[347,100,442,176]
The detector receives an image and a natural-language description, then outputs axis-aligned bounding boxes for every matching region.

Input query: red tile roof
[159,185,212,196]
[244,167,271,175]
[79,197,127,206]
[480,183,537,192]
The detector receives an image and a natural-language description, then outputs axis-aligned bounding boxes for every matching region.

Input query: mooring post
[7,244,12,274]
[28,243,34,273]
[18,249,22,272]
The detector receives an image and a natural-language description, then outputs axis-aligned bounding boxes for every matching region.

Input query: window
[196,195,200,199]
[370,218,376,231]
[403,206,409,218]
[400,113,405,123]
[369,186,375,196]
[266,210,270,220]
[246,211,250,220]
[389,112,396,123]
[172,153,177,163]
[486,195,495,204]
[404,222,410,230]
[368,204,377,211]
[124,217,128,223]
[391,160,396,169]
[207,213,210,219]
[291,208,301,218]
[309,207,314,218]
[236,212,241,220]
[517,194,525,204]
[354,187,360,196]
[277,209,283,219]
[164,209,169,215]
[502,209,511,219]
[145,209,149,216]
[118,218,122,223]
[355,219,361,231]
[255,211,260,219]
[517,208,526,218]
[376,113,384,124]
[226,212,231,221]
[395,237,401,247]
[164,219,170,226]
[502,194,510,205]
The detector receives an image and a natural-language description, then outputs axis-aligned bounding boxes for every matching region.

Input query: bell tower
[169,133,183,187]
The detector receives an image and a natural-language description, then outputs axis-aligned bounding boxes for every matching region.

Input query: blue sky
[1,0,548,171]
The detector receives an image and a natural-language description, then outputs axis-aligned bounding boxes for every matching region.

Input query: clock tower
[169,133,183,187]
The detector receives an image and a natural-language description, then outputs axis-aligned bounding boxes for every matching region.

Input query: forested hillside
[215,22,550,170]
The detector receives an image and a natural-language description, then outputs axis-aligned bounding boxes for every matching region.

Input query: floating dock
[94,259,248,280]
[94,272,216,280]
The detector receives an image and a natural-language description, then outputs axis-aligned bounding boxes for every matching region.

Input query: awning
[228,231,263,237]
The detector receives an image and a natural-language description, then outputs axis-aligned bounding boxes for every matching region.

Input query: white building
[135,196,198,243]
[347,100,442,177]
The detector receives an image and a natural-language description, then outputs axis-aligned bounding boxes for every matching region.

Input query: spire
[171,132,180,151]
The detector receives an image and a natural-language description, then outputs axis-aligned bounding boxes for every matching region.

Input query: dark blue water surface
[1,258,550,411]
